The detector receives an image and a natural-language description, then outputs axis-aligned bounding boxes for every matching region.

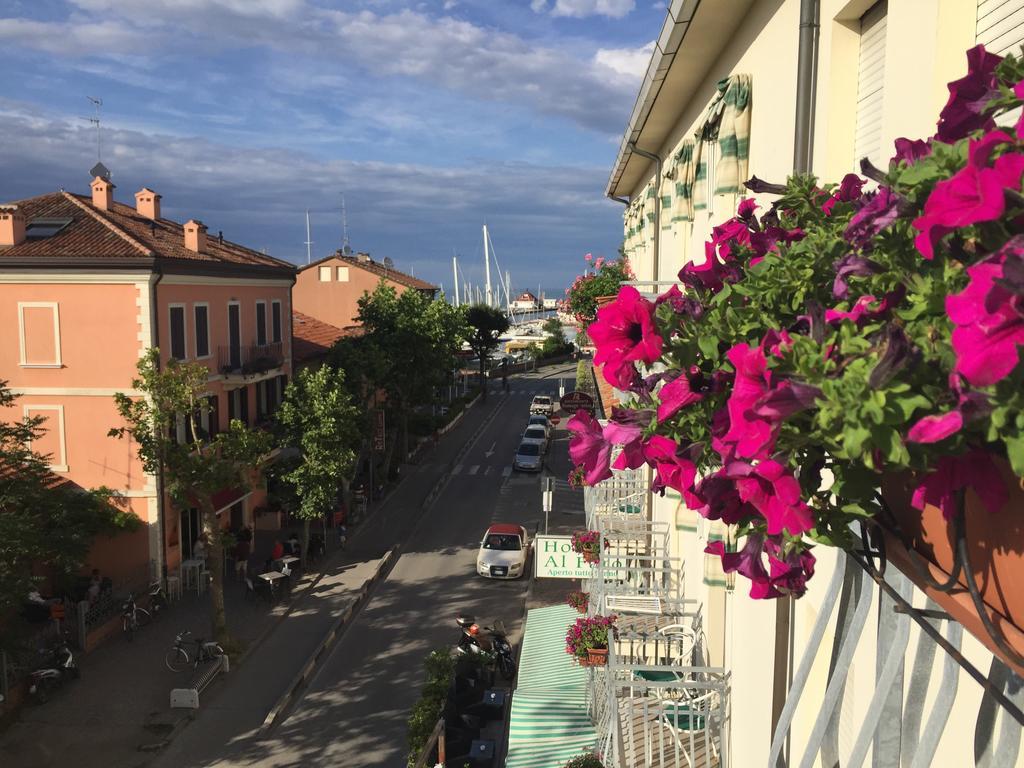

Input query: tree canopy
[464,304,510,400]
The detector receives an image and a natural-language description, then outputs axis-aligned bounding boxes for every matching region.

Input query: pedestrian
[234,536,251,581]
[193,534,208,563]
[87,568,102,605]
[271,539,284,561]
[338,524,348,550]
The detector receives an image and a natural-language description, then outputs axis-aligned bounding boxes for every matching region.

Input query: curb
[259,547,400,734]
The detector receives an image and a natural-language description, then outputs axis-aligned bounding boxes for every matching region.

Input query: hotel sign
[535,535,594,579]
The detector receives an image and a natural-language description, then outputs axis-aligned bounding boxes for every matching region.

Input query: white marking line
[484,466,492,476]
[452,464,463,476]
[468,465,480,475]
[502,466,512,478]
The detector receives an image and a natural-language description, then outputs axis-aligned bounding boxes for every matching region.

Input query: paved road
[155,363,577,767]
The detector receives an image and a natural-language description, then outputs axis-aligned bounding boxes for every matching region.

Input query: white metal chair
[657,689,721,768]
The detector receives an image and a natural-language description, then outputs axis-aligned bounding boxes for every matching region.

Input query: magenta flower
[760,328,794,358]
[589,285,664,389]
[656,373,704,422]
[912,147,1024,260]
[946,246,1024,385]
[684,469,751,525]
[751,380,822,422]
[891,137,932,166]
[912,449,1008,519]
[726,460,814,536]
[655,284,705,320]
[720,343,776,459]
[643,435,698,495]
[832,254,884,299]
[906,411,963,444]
[825,288,903,326]
[749,225,805,265]
[763,540,816,598]
[822,173,866,216]
[737,197,759,221]
[844,187,902,250]
[934,45,1002,143]
[567,410,612,486]
[603,420,646,471]
[705,536,773,597]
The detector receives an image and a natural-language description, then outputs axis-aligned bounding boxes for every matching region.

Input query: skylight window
[25,217,73,239]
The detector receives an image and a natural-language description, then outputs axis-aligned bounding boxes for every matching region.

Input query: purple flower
[643,435,698,495]
[946,244,1024,385]
[912,449,1007,519]
[822,173,866,216]
[726,460,815,536]
[656,373,704,422]
[706,535,773,597]
[934,45,1002,143]
[589,286,664,389]
[891,137,932,166]
[825,287,904,326]
[763,540,816,598]
[868,324,916,389]
[750,380,822,422]
[844,187,902,250]
[832,254,884,299]
[684,469,752,525]
[655,284,704,320]
[567,410,612,486]
[603,419,646,471]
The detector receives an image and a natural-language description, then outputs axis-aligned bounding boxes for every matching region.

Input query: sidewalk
[0,394,502,768]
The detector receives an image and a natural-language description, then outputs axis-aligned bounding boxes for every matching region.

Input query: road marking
[452,463,463,475]
[502,466,512,477]
[484,441,496,457]
[484,466,492,475]
[468,465,480,475]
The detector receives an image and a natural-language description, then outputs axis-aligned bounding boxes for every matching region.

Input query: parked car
[528,414,552,437]
[521,425,548,453]
[513,442,542,472]
[530,395,553,415]
[476,524,530,579]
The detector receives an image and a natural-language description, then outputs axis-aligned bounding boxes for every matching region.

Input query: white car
[513,441,543,472]
[521,425,548,453]
[477,524,529,579]
[528,414,552,437]
[530,395,553,415]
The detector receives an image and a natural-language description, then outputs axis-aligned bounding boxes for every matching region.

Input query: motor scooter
[28,638,78,703]
[148,579,168,616]
[455,615,516,680]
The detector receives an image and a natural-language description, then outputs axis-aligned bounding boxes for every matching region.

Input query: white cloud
[530,0,548,11]
[593,41,655,81]
[550,0,635,18]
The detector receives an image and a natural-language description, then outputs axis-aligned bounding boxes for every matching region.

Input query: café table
[180,559,204,592]
[258,571,286,601]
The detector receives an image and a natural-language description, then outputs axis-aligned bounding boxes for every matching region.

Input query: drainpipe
[626,142,663,283]
[793,0,821,174]
[150,269,168,581]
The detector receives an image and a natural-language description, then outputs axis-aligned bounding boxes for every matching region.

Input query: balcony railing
[218,342,283,376]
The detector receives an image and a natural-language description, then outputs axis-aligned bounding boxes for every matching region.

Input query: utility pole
[483,224,493,308]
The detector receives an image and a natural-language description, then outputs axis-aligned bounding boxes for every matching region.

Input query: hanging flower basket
[566,590,590,613]
[565,614,616,664]
[586,647,609,666]
[571,530,604,564]
[880,456,1024,676]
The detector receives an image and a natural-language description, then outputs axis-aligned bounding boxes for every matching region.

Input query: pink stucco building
[292,251,436,330]
[0,177,296,584]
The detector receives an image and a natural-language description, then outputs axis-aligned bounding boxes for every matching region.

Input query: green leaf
[698,335,720,360]
[1006,433,1024,477]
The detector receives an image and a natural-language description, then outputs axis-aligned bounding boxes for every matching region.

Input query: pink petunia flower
[891,137,932,166]
[720,343,775,459]
[656,373,704,422]
[845,187,903,250]
[567,410,612,486]
[589,285,664,389]
[603,420,646,471]
[684,469,752,525]
[934,45,1002,143]
[906,411,964,444]
[911,449,1008,519]
[643,435,698,495]
[822,173,866,216]
[945,244,1024,386]
[726,460,815,536]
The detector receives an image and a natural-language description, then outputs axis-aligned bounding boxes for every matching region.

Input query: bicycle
[121,593,150,641]
[165,630,224,673]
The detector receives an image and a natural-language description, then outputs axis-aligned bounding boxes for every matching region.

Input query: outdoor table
[181,559,204,591]
[258,571,286,601]
[468,739,495,767]
[274,555,299,571]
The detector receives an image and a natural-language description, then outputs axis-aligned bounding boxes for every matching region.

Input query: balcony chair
[657,689,722,768]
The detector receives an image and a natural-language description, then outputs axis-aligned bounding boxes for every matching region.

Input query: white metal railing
[585,467,648,530]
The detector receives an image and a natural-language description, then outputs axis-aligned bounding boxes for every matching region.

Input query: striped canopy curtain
[715,74,752,195]
[667,139,701,224]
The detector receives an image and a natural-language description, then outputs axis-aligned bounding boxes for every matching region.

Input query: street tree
[274,365,360,563]
[109,350,272,645]
[464,304,510,401]
[0,382,137,649]
[541,317,571,358]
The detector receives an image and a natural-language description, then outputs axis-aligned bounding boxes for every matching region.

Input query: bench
[604,594,663,615]
[170,654,229,709]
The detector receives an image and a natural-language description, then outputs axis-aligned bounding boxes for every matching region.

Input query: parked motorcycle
[148,580,168,617]
[28,639,78,703]
[455,615,516,681]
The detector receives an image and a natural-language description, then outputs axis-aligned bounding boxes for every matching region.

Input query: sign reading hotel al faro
[535,535,594,579]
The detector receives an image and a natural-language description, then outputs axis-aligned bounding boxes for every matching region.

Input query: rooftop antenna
[304,209,314,265]
[83,96,103,162]
[340,193,351,255]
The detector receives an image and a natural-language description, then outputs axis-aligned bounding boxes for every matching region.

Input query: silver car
[528,414,552,437]
[521,425,548,453]
[513,441,542,472]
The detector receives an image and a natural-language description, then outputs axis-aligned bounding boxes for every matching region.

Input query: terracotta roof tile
[300,252,437,291]
[292,311,361,364]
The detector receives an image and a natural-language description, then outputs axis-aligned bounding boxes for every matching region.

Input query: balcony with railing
[217,342,284,377]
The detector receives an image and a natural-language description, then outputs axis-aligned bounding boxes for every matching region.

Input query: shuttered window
[854,1,887,169]
[978,0,1024,56]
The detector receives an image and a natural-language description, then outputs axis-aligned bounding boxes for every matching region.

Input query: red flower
[589,285,663,389]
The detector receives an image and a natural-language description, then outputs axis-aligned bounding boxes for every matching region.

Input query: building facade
[0,177,295,585]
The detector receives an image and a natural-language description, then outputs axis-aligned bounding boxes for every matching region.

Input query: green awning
[505,604,598,768]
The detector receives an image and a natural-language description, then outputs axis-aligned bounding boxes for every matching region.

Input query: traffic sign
[559,391,595,414]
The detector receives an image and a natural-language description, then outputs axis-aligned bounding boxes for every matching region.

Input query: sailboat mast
[483,224,493,308]
[304,209,313,265]
[452,253,460,306]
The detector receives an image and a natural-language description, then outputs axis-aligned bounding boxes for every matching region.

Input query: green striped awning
[505,604,598,768]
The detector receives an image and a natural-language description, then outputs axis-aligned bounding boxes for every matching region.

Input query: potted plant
[566,590,590,613]
[571,530,603,564]
[564,752,605,768]
[565,614,616,665]
[563,253,633,329]
[567,45,1024,672]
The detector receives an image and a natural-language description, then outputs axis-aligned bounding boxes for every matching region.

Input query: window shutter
[169,306,186,360]
[977,0,1024,56]
[855,1,887,170]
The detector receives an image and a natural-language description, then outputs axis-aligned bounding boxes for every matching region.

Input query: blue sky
[0,0,663,296]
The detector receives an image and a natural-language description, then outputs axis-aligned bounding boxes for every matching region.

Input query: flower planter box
[582,550,600,565]
[880,457,1024,677]
[586,648,608,666]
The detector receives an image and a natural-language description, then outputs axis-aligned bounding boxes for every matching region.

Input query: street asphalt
[150,362,580,767]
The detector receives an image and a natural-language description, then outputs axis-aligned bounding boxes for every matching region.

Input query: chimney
[90,176,115,211]
[0,205,26,247]
[356,251,371,263]
[134,188,161,220]
[184,219,208,253]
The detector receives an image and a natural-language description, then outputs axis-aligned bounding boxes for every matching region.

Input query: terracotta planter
[587,648,609,666]
[880,457,1024,676]
[582,550,600,564]
[574,604,588,614]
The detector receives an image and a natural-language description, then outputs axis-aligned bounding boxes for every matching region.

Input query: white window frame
[270,299,282,344]
[168,303,188,361]
[17,301,62,368]
[337,266,349,282]
[193,302,211,360]
[255,300,268,347]
[318,266,332,282]
[24,404,68,472]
